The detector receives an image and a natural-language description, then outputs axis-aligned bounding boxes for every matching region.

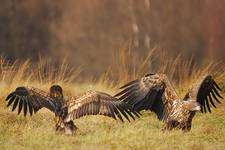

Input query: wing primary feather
[212,86,223,99]
[200,105,203,113]
[89,102,93,115]
[213,81,222,91]
[18,97,24,115]
[108,104,117,120]
[82,105,86,117]
[117,88,140,101]
[79,107,83,118]
[211,91,222,104]
[100,101,107,115]
[6,93,14,101]
[104,103,110,116]
[83,104,87,116]
[105,104,112,117]
[120,104,135,120]
[83,104,88,116]
[122,92,139,102]
[202,100,207,113]
[91,103,94,115]
[23,97,28,116]
[205,97,211,113]
[7,95,16,107]
[81,105,85,117]
[7,87,56,115]
[93,103,97,115]
[131,110,141,118]
[115,104,130,122]
[27,98,33,116]
[12,96,19,111]
[122,96,141,117]
[76,108,80,118]
[119,79,139,89]
[208,94,216,108]
[85,104,89,115]
[90,103,94,115]
[114,85,138,97]
[87,104,91,115]
[96,102,101,114]
[112,104,124,122]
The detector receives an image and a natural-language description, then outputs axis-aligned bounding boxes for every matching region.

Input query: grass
[0,49,225,150]
[0,107,225,150]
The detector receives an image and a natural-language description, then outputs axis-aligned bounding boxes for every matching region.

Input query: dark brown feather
[18,98,23,115]
[12,96,19,111]
[119,79,139,89]
[185,75,223,114]
[7,95,16,107]
[205,97,211,113]
[208,94,216,108]
[211,91,222,104]
[115,74,168,120]
[5,86,57,116]
[65,91,139,122]
[23,98,28,116]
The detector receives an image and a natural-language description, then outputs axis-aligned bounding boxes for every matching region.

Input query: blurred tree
[0,0,61,60]
[203,0,225,61]
[0,0,225,76]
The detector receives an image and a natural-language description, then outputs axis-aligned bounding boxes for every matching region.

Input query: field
[0,50,225,150]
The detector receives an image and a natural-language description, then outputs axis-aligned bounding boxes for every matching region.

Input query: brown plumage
[115,73,223,131]
[5,85,140,134]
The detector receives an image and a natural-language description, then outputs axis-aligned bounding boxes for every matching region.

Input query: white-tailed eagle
[5,85,140,134]
[115,74,223,131]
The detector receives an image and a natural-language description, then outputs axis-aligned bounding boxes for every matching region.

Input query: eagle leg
[163,120,179,131]
[55,117,65,133]
[55,117,77,134]
[64,120,78,135]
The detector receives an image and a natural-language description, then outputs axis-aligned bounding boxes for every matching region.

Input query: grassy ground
[0,93,225,150]
[0,52,225,150]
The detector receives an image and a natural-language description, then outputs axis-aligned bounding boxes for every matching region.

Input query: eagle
[115,74,223,131]
[5,85,140,134]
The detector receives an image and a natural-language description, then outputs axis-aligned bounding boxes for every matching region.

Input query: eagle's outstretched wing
[5,87,57,116]
[65,91,140,122]
[114,73,178,120]
[183,75,223,113]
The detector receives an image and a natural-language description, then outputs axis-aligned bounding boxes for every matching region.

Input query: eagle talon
[55,120,78,135]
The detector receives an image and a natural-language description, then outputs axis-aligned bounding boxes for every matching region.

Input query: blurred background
[0,0,225,77]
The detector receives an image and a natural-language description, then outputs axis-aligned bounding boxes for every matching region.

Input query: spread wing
[114,73,175,120]
[183,75,223,113]
[5,87,57,116]
[65,91,140,122]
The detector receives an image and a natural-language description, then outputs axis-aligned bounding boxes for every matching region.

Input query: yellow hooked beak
[51,92,61,98]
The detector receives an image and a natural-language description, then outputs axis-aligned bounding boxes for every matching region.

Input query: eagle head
[50,85,64,99]
[184,100,201,112]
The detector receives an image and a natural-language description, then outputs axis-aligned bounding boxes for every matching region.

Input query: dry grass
[101,46,225,95]
[0,57,81,101]
[0,49,225,150]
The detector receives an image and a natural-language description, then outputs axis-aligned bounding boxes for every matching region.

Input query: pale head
[184,100,201,112]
